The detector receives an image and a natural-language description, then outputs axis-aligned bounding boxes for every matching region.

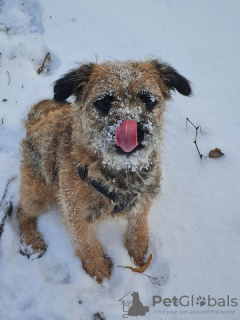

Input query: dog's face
[54,60,191,171]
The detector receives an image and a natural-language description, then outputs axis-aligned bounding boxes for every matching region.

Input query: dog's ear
[152,60,192,97]
[54,63,95,102]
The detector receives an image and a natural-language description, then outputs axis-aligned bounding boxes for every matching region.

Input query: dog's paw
[19,235,47,260]
[126,235,148,267]
[82,254,113,284]
[128,247,148,267]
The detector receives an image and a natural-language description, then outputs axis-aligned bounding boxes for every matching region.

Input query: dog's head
[54,60,191,171]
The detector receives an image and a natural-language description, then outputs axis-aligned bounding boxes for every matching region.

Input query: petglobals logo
[119,291,149,318]
[153,295,238,308]
[118,292,238,318]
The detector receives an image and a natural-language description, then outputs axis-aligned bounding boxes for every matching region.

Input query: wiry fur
[18,59,191,283]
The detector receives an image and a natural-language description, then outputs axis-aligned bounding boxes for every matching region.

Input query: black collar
[78,163,131,214]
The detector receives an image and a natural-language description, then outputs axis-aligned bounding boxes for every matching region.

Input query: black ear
[54,63,95,102]
[152,60,192,97]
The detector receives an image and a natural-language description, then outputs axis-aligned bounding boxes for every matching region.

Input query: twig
[7,71,10,85]
[0,177,16,204]
[37,52,51,74]
[0,202,13,238]
[117,266,162,286]
[186,118,203,159]
[0,177,17,239]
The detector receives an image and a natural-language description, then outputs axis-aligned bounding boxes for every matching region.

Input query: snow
[1,0,240,320]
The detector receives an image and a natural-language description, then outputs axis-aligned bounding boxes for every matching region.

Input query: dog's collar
[77,163,130,214]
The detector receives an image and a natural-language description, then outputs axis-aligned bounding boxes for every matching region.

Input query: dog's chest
[100,165,159,210]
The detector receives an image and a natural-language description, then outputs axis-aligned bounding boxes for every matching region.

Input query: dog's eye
[139,92,158,111]
[93,94,115,115]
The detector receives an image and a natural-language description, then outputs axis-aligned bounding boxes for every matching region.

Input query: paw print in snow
[196,296,206,307]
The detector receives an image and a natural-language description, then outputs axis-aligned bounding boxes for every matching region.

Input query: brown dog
[17,60,191,283]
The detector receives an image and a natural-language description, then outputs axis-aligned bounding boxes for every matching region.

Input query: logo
[119,291,149,318]
[195,296,206,307]
[153,295,238,307]
[119,292,238,318]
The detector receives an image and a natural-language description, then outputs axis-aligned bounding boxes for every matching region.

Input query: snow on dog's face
[54,60,191,171]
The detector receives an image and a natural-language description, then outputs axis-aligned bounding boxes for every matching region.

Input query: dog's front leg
[125,207,149,267]
[62,212,112,283]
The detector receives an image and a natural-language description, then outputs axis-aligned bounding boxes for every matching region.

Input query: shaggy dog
[17,60,191,283]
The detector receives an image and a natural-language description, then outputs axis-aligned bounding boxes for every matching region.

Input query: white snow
[1,0,240,320]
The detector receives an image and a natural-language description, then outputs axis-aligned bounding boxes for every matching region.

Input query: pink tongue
[116,119,138,153]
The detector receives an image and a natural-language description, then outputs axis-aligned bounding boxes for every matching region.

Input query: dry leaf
[209,148,224,158]
[121,254,152,273]
[132,253,152,273]
[117,254,162,286]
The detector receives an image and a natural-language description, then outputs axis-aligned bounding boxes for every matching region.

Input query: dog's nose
[137,122,145,145]
[116,119,138,153]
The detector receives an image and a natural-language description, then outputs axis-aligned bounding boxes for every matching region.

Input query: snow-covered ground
[1,1,240,319]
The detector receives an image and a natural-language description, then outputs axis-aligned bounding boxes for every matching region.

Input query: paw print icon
[196,296,206,307]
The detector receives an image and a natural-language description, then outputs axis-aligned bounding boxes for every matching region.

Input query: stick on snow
[37,52,51,74]
[7,71,10,85]
[0,177,16,238]
[186,118,203,159]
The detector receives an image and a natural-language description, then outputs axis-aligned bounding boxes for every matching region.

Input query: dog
[17,59,191,283]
